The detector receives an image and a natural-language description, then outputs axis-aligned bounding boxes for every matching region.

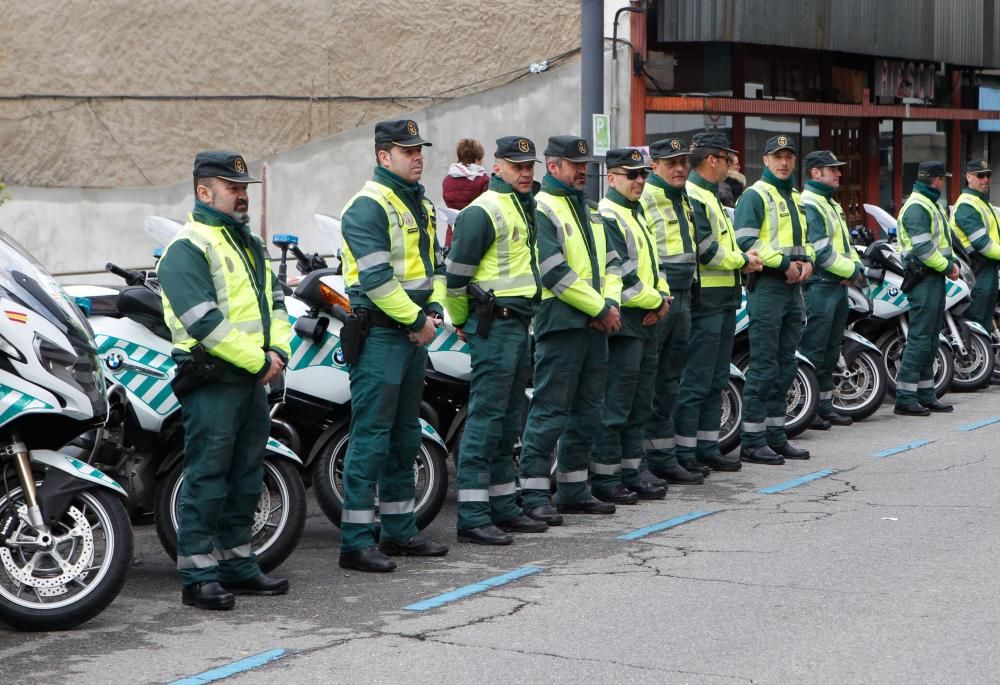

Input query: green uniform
[799,181,863,417]
[674,171,748,460]
[896,183,954,405]
[951,187,1000,331]
[338,166,446,552]
[591,189,668,495]
[639,173,696,471]
[519,173,622,508]
[158,202,292,586]
[444,177,541,531]
[735,170,815,448]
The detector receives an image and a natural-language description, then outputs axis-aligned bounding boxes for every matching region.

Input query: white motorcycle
[65,264,307,574]
[0,231,133,631]
[861,204,992,393]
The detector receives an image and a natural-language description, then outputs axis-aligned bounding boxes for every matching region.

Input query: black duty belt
[493,305,531,327]
[362,308,406,329]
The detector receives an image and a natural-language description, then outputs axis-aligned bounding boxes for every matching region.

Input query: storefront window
[902,120,947,197]
[878,120,895,213]
[645,113,732,147]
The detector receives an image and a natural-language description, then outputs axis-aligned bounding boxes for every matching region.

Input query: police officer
[950,159,1000,333]
[444,136,547,544]
[799,151,864,429]
[338,119,449,571]
[591,148,671,504]
[519,135,622,523]
[735,134,815,464]
[640,137,706,484]
[675,132,761,473]
[894,161,960,416]
[159,151,292,610]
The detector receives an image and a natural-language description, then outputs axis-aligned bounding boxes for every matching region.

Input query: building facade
[630,0,1000,226]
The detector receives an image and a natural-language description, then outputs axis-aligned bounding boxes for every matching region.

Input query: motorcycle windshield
[0,230,97,352]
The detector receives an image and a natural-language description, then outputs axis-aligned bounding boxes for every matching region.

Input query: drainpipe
[581,0,604,200]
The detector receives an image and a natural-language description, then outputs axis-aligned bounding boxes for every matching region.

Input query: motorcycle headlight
[33,334,106,413]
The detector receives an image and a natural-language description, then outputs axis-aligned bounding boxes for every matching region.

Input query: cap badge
[829,153,838,162]
[234,157,246,174]
[577,140,587,154]
[407,121,417,135]
[518,139,530,153]
[631,150,642,161]
[982,160,989,169]
[671,139,681,150]
[777,136,788,147]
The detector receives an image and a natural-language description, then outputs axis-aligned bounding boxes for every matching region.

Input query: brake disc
[0,504,94,594]
[251,485,273,535]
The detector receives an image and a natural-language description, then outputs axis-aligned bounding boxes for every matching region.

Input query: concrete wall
[0,0,582,188]
[0,47,634,283]
[0,1,638,281]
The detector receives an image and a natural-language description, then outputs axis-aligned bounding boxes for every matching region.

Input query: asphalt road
[4,391,1000,684]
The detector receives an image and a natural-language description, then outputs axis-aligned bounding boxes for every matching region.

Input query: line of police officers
[162,119,999,608]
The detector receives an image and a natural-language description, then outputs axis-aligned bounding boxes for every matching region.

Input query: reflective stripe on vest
[162,219,268,355]
[898,192,952,259]
[951,192,1000,251]
[686,181,741,288]
[598,197,661,308]
[639,184,696,267]
[801,189,857,271]
[342,181,440,290]
[536,192,607,300]
[460,190,538,296]
[742,180,809,257]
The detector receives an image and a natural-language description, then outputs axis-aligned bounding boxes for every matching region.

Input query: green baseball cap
[495,136,539,163]
[543,135,596,162]
[604,148,650,170]
[193,151,260,183]
[374,119,432,147]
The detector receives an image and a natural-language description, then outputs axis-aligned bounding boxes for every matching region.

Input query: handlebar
[105,262,146,286]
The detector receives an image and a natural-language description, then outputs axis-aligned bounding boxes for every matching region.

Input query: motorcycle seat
[118,286,171,341]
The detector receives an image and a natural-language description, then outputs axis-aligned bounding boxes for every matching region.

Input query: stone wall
[0,0,582,188]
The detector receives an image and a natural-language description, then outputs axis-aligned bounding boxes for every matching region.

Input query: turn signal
[319,282,352,312]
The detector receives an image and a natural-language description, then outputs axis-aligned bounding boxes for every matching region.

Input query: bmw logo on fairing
[104,352,125,371]
[888,287,899,297]
[333,348,346,366]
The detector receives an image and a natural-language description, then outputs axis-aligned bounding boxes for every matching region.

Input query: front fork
[944,312,969,357]
[4,432,52,541]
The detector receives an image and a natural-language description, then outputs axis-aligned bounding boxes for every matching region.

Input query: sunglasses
[611,169,650,180]
[975,172,993,179]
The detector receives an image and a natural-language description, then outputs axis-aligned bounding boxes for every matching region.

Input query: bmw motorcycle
[65,265,307,574]
[0,231,133,631]
[143,217,451,532]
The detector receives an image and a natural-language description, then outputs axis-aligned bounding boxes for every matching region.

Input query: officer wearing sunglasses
[950,158,1000,332]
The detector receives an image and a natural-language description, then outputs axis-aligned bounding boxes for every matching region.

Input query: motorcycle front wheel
[832,348,887,421]
[311,428,448,531]
[718,377,744,456]
[880,331,954,398]
[0,486,132,631]
[950,330,994,392]
[785,362,820,438]
[155,456,306,573]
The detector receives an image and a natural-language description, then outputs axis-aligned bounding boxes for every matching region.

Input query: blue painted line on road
[615,510,715,541]
[757,469,837,494]
[871,439,935,458]
[169,648,290,685]
[958,416,1000,431]
[403,565,544,612]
